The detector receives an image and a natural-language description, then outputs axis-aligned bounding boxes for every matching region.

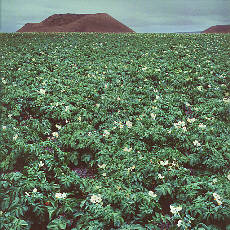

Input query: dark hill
[201,25,230,33]
[16,13,135,33]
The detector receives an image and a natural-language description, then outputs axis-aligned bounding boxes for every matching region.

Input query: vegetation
[0,32,230,229]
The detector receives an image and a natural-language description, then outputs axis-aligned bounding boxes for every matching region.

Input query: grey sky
[1,0,230,33]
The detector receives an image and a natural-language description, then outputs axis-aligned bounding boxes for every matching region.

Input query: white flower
[155,95,160,100]
[185,102,191,106]
[52,132,58,138]
[2,126,6,130]
[223,98,230,103]
[55,193,63,199]
[102,173,107,177]
[198,123,206,129]
[117,97,121,101]
[65,106,70,112]
[33,188,37,193]
[98,164,106,169]
[55,124,62,130]
[217,200,222,205]
[170,205,182,214]
[90,194,102,204]
[187,118,196,123]
[177,220,183,227]
[193,140,201,147]
[160,160,169,166]
[182,127,187,132]
[103,130,110,136]
[158,174,165,179]
[13,134,18,140]
[62,193,67,199]
[2,79,7,84]
[151,113,156,119]
[213,193,221,200]
[126,121,132,128]
[124,147,132,152]
[8,114,12,118]
[78,116,82,121]
[88,132,92,136]
[148,191,157,198]
[227,174,230,181]
[38,161,44,167]
[39,89,46,95]
[197,86,203,91]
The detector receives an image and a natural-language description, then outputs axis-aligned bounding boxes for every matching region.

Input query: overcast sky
[1,0,230,33]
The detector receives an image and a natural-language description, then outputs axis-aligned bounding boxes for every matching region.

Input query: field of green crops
[0,32,230,229]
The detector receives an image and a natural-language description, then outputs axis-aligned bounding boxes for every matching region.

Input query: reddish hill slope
[202,25,230,33]
[16,13,135,33]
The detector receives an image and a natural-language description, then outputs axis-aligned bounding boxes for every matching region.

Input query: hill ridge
[17,13,135,33]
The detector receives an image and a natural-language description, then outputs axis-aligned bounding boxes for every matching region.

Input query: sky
[1,0,230,33]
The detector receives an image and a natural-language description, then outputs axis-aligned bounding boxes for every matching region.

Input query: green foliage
[0,32,230,229]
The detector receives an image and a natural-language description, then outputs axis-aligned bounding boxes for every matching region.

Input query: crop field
[0,32,230,229]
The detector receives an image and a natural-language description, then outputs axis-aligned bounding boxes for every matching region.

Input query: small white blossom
[2,79,7,84]
[8,114,12,118]
[160,160,169,166]
[223,98,230,103]
[182,126,187,132]
[193,140,201,147]
[103,130,110,137]
[38,161,44,167]
[198,123,206,129]
[55,124,62,130]
[197,86,203,91]
[65,106,70,112]
[150,113,156,119]
[187,118,196,123]
[177,220,183,227]
[148,191,157,198]
[227,174,230,181]
[102,173,107,177]
[55,192,67,199]
[170,205,182,214]
[126,121,132,128]
[78,116,82,121]
[98,164,106,169]
[33,188,37,193]
[117,97,121,101]
[55,193,62,199]
[52,132,58,138]
[13,134,18,140]
[39,89,46,95]
[90,194,102,204]
[213,193,221,200]
[2,126,6,130]
[124,147,132,152]
[158,174,165,179]
[62,193,67,199]
[155,95,160,100]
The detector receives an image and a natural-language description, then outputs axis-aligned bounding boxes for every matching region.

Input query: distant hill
[201,25,230,33]
[16,13,135,33]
